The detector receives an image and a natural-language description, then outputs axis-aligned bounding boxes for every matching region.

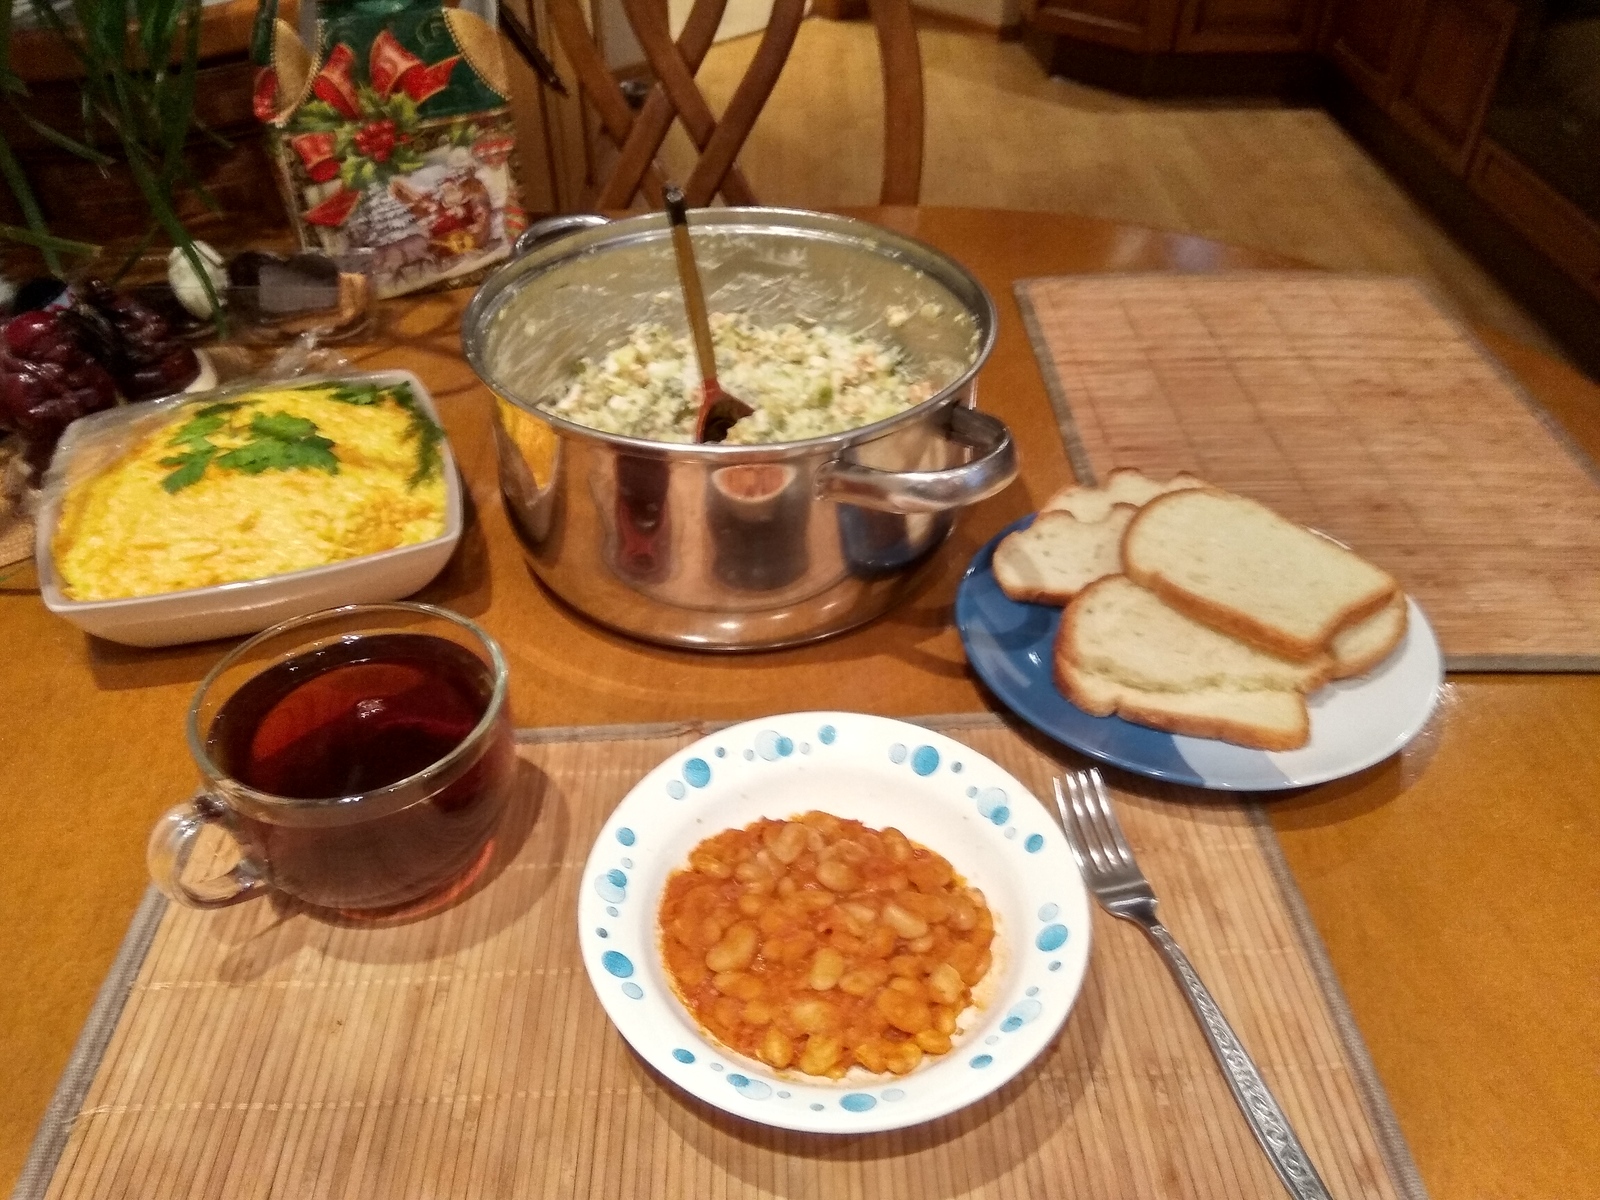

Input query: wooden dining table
[1,206,1596,1200]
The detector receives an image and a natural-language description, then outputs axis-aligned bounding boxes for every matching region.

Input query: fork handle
[1140,920,1334,1200]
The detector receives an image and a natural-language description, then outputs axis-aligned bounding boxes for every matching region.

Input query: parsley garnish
[158,383,442,492]
[160,404,337,492]
[325,380,441,486]
[159,402,244,493]
[158,443,216,493]
[214,413,339,476]
[322,383,385,407]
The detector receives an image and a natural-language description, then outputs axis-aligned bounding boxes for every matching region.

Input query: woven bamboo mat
[20,717,1424,1200]
[1015,272,1600,670]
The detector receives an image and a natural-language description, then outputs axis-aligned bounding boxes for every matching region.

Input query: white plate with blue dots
[576,710,1093,1133]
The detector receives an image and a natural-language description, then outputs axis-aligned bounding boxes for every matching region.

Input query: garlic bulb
[167,242,227,318]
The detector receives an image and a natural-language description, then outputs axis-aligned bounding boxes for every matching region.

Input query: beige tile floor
[653,17,1557,352]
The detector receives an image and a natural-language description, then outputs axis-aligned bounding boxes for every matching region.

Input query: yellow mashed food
[53,381,447,601]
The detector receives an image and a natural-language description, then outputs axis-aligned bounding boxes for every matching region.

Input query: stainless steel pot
[462,207,1016,650]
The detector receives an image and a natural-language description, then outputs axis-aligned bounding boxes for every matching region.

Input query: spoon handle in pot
[664,186,719,388]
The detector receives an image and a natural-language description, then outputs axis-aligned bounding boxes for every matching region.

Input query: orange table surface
[1,207,1596,1200]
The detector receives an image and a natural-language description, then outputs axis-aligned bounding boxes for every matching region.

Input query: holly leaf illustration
[290,100,351,132]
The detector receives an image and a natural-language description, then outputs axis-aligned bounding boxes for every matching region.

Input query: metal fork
[1054,769,1334,1200]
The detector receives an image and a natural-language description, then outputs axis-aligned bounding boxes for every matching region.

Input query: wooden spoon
[663,186,755,443]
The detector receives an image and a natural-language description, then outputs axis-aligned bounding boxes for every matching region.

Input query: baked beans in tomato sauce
[658,811,995,1078]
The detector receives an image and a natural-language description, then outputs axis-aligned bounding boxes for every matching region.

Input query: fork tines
[1052,768,1136,874]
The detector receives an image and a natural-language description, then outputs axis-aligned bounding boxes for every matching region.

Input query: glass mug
[149,603,516,914]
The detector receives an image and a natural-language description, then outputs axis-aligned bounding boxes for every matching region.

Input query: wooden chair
[543,0,923,209]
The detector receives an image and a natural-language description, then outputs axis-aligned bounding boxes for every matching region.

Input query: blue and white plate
[957,517,1444,792]
[577,712,1092,1134]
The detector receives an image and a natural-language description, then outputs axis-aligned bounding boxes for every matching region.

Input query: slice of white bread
[1329,591,1408,679]
[1061,576,1333,694]
[993,507,1137,604]
[1056,660,1310,751]
[1122,489,1398,661]
[1043,467,1205,524]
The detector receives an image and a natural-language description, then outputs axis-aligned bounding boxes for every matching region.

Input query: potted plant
[1,0,223,312]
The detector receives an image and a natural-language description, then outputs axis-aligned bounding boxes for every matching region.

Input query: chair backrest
[544,0,923,209]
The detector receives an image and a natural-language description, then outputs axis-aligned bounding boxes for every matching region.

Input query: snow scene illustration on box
[253,0,526,299]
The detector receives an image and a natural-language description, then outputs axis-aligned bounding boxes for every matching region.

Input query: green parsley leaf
[159,445,216,493]
[325,383,386,406]
[213,412,339,476]
[403,412,444,488]
[247,411,321,442]
[167,402,243,452]
[383,383,443,487]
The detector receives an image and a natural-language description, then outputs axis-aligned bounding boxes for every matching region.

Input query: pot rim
[462,206,999,462]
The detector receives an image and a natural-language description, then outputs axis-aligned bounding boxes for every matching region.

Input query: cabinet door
[1027,0,1181,51]
[1388,0,1516,174]
[1471,140,1600,303]
[1173,0,1323,52]
[1322,0,1421,104]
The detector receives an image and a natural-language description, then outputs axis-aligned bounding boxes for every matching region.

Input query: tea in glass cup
[148,602,516,914]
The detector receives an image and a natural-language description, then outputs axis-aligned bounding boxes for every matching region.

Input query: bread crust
[1330,593,1409,679]
[1053,658,1310,751]
[1122,490,1397,661]
[1059,575,1336,693]
[1042,467,1203,516]
[992,507,1134,605]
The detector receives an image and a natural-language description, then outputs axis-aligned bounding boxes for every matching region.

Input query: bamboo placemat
[1015,272,1600,670]
[19,717,1425,1200]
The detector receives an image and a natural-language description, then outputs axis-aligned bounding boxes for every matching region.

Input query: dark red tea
[207,632,515,912]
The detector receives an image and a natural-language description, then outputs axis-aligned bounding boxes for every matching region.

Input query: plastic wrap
[36,361,451,611]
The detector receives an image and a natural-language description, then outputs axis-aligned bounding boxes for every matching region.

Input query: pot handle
[815,407,1018,515]
[513,213,610,258]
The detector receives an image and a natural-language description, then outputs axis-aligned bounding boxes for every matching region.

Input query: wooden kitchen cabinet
[1027,0,1321,52]
[1386,0,1517,174]
[1322,0,1515,174]
[1173,0,1323,53]
[1320,0,1421,104]
[1025,0,1182,52]
[1471,139,1600,304]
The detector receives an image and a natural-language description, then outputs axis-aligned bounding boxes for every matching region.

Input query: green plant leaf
[0,222,99,257]
[0,0,22,97]
[113,223,159,282]
[0,132,71,273]
[157,0,203,187]
[8,104,113,162]
[5,0,219,298]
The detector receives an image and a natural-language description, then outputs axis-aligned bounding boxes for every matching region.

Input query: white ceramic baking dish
[35,369,462,648]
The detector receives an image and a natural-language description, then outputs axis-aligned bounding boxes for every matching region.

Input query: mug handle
[147,795,267,909]
[815,406,1019,515]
